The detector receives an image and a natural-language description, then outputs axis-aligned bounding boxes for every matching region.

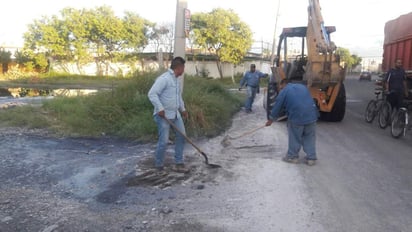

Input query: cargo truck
[382,12,412,77]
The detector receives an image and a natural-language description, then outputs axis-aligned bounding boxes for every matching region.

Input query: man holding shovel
[265,79,318,166]
[148,57,190,173]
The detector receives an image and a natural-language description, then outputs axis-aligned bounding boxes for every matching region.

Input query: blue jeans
[286,121,317,160]
[154,114,186,167]
[245,86,258,111]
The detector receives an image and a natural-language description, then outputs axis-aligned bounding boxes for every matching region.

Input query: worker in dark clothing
[265,79,319,166]
[239,64,268,113]
[384,58,409,110]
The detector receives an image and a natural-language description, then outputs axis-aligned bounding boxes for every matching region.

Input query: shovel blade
[207,163,221,168]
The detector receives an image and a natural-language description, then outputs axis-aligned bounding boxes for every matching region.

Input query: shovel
[164,118,221,168]
[221,115,288,147]
[221,124,266,147]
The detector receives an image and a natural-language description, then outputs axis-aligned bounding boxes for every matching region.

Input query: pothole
[126,154,234,189]
[126,168,191,189]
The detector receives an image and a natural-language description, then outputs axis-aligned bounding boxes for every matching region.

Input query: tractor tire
[320,83,346,122]
[265,82,278,120]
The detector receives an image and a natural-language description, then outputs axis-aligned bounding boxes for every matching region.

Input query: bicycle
[390,100,412,138]
[364,86,392,128]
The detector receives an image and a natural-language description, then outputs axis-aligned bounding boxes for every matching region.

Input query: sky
[1,0,412,59]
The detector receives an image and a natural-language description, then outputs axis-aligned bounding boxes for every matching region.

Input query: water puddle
[0,87,98,98]
[0,87,101,109]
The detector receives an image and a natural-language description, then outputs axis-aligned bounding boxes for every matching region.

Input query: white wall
[52,59,272,78]
[186,60,271,78]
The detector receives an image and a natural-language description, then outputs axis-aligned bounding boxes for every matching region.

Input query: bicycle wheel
[365,100,378,123]
[391,109,406,138]
[378,101,391,129]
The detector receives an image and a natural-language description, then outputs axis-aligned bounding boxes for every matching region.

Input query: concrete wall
[185,60,272,78]
[52,60,272,78]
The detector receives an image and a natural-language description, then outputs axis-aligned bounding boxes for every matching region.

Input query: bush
[40,73,242,141]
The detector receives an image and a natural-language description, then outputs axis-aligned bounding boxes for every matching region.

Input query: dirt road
[0,95,323,232]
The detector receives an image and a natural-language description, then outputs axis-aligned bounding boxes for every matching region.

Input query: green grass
[0,106,50,129]
[0,72,243,142]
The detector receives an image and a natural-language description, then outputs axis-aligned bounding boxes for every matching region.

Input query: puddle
[0,87,102,109]
[0,87,99,98]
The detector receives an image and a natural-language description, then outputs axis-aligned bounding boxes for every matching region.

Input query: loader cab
[265,26,346,122]
[275,27,308,82]
[274,26,336,83]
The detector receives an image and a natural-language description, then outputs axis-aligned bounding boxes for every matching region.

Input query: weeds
[0,106,49,129]
[1,72,243,141]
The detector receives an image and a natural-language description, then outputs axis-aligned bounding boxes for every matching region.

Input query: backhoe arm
[307,0,336,54]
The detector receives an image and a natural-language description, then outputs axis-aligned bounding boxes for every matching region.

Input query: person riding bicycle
[384,58,409,110]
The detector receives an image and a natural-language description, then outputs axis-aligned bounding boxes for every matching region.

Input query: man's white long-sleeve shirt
[148,69,185,119]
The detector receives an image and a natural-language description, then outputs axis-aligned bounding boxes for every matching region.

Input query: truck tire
[320,83,346,122]
[265,82,278,120]
[264,82,288,120]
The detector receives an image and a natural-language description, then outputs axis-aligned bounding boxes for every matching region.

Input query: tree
[121,11,154,73]
[191,8,253,78]
[22,6,154,76]
[147,23,174,69]
[336,47,362,73]
[61,7,94,73]
[23,15,68,72]
[351,54,362,71]
[122,11,153,52]
[0,48,12,73]
[81,6,128,75]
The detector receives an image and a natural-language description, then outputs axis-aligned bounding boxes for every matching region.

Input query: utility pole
[270,0,281,67]
[174,0,188,89]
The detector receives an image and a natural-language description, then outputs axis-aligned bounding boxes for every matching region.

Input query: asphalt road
[305,75,412,231]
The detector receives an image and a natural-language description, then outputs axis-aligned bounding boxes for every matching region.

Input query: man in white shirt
[148,57,190,173]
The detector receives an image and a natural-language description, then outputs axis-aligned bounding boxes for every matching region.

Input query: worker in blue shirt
[265,79,318,166]
[148,57,190,174]
[239,64,268,113]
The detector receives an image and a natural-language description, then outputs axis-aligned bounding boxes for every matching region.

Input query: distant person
[147,56,190,174]
[239,64,268,113]
[384,58,409,110]
[265,79,318,166]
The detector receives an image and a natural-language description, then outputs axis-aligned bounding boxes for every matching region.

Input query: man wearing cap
[239,64,268,113]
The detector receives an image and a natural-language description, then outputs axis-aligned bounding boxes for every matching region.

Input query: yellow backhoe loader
[264,0,346,121]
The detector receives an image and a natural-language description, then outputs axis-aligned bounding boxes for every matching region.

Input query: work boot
[155,166,168,176]
[305,159,316,166]
[282,156,299,164]
[171,164,190,173]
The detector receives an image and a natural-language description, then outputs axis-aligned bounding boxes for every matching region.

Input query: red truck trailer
[382,12,412,77]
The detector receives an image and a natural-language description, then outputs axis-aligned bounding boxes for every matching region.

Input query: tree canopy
[22,6,153,75]
[191,8,253,78]
[0,49,12,73]
[19,6,254,77]
[336,47,362,72]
